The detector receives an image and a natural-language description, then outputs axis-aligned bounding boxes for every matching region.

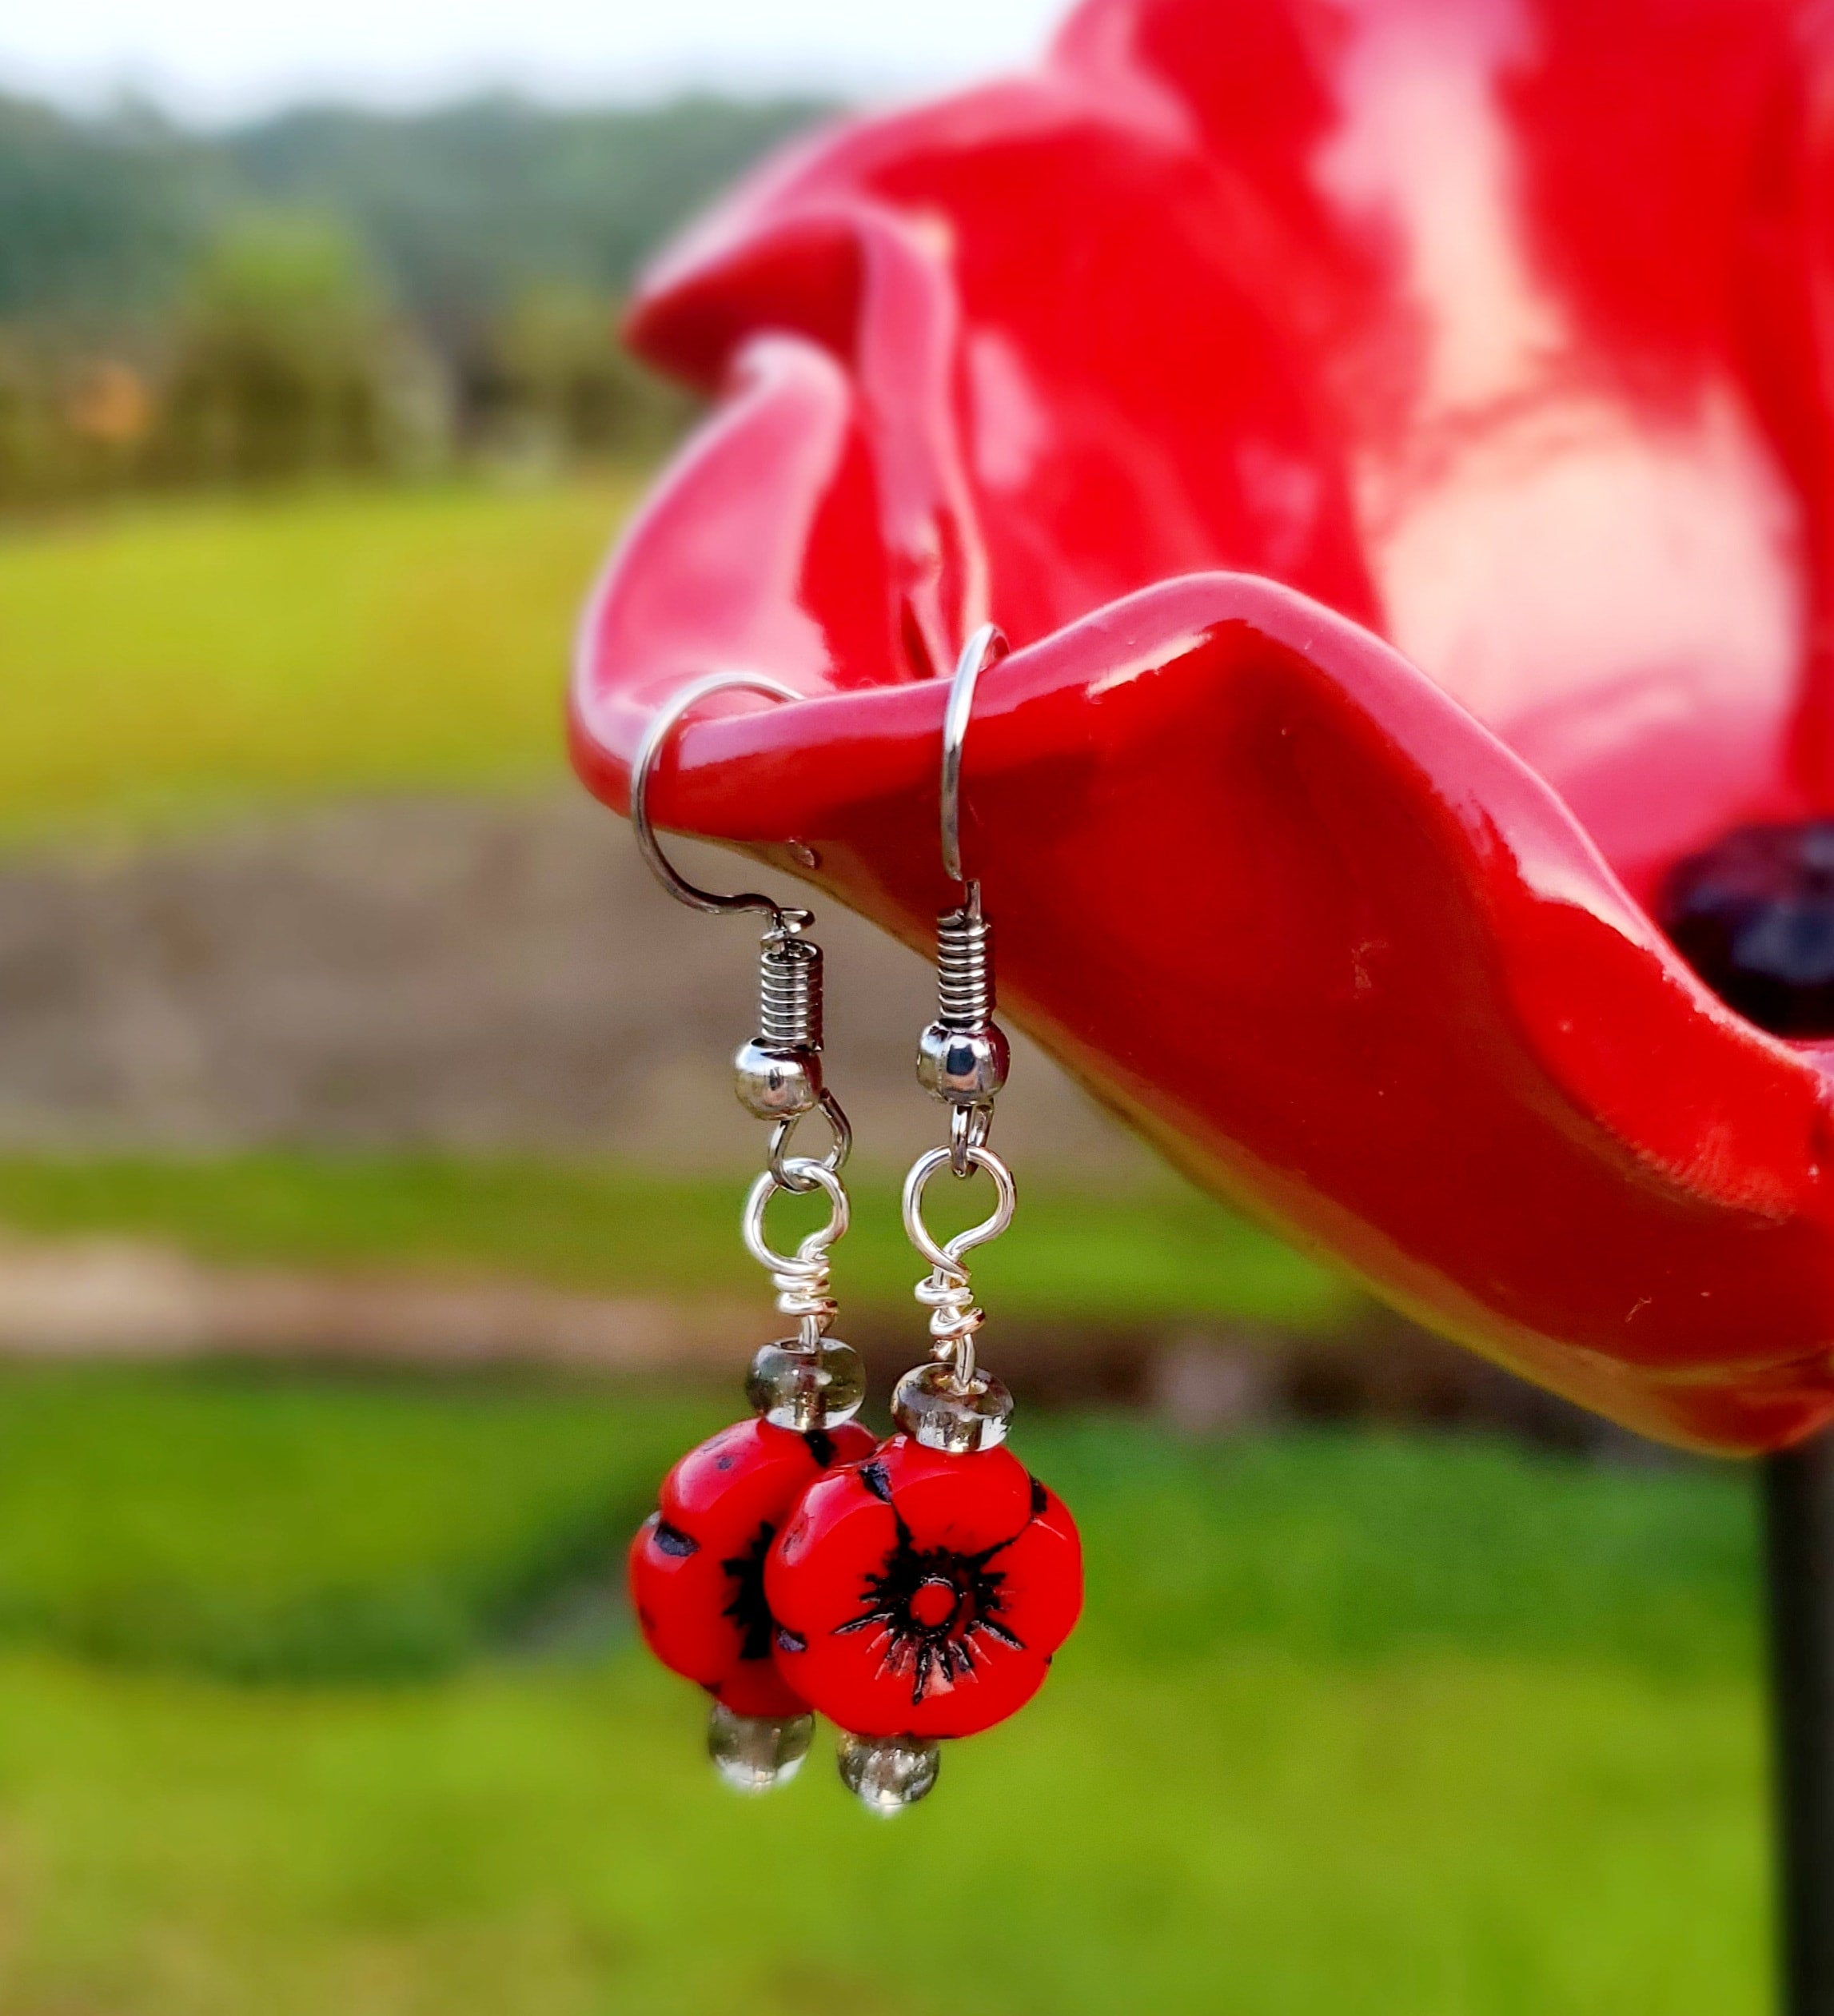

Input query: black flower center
[1661,820,1834,1036]
[835,1516,1025,1707]
[719,1520,778,1663]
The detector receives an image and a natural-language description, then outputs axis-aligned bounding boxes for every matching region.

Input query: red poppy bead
[767,1434,1082,1739]
[629,1416,875,1716]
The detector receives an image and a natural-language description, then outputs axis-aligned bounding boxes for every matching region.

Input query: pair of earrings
[625,630,1082,1814]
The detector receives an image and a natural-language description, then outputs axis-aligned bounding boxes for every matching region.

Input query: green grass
[0,476,638,852]
[0,1368,1751,1683]
[0,1368,1767,2014]
[0,1152,1356,1329]
[0,1365,722,1682]
[0,1648,1765,2016]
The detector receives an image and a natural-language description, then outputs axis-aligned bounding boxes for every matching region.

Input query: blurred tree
[0,91,831,345]
[153,213,447,485]
[0,337,52,503]
[0,94,225,323]
[482,282,693,467]
[225,95,835,348]
[0,89,829,508]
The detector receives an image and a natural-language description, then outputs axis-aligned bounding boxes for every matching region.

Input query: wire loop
[767,1092,852,1190]
[902,1145,1015,1274]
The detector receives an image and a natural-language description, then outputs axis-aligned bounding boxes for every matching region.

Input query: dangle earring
[624,675,876,1793]
[768,627,1085,1814]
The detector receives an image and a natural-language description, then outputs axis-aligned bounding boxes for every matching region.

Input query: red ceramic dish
[573,0,1834,1455]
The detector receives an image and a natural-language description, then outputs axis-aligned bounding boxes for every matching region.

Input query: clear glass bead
[748,1337,866,1430]
[836,1732,941,1814]
[707,1703,814,1793]
[891,1361,1013,1452]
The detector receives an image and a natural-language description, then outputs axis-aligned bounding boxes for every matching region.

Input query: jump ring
[947,1102,991,1177]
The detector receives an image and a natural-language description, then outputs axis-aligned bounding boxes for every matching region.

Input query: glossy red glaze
[573,0,1834,1453]
[767,1439,1082,1739]
[628,1416,874,1715]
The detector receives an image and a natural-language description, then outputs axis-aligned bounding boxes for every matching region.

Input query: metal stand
[1765,1432,1834,2013]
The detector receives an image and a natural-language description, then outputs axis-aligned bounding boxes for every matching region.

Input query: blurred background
[0,3,1772,2011]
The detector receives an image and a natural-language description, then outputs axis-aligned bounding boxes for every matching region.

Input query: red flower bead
[629,1416,875,1718]
[767,1436,1082,1739]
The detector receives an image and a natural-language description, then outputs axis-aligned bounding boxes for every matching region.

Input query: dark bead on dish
[1661,821,1834,1036]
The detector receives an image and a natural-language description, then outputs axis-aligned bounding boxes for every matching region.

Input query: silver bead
[836,1732,940,1814]
[733,1039,822,1120]
[747,1337,866,1430]
[915,1021,1009,1105]
[707,1703,814,1793]
[892,1361,1013,1452]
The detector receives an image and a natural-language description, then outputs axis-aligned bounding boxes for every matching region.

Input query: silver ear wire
[628,672,859,1430]
[628,671,848,1187]
[628,671,811,930]
[899,626,1019,1436]
[920,627,1012,1169]
[939,623,1010,898]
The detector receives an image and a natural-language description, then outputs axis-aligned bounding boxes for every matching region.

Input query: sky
[0,0,1073,123]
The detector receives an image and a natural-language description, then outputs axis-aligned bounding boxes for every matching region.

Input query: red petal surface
[628,1514,737,1687]
[766,1450,1063,1738]
[660,1418,824,1559]
[572,0,1834,1452]
[634,1418,871,1697]
[795,1618,1049,1741]
[999,1487,1085,1657]
[869,1437,1038,1552]
[712,1659,808,1720]
[766,1468,900,1641]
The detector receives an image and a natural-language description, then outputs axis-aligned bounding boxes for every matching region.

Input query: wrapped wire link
[902,1145,1015,1394]
[915,1269,984,1390]
[744,1160,849,1345]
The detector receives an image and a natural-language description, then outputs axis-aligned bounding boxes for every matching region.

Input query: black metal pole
[1765,1432,1834,2013]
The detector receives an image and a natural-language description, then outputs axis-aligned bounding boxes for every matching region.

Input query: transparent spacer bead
[836,1731,941,1814]
[748,1337,867,1431]
[892,1360,1013,1452]
[708,1703,815,1793]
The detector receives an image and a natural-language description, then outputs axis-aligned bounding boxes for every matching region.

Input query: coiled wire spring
[935,904,994,1030]
[758,930,821,1046]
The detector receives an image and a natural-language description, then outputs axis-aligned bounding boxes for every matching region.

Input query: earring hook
[630,671,811,930]
[939,623,1010,902]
